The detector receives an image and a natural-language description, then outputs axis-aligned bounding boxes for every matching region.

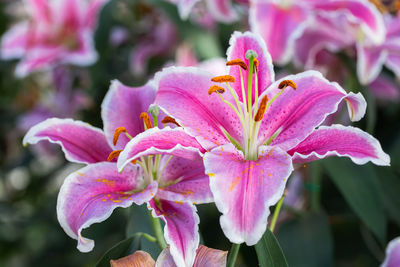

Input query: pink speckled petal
[23,118,112,164]
[204,143,293,245]
[258,71,366,151]
[155,66,243,150]
[57,162,156,252]
[149,199,199,267]
[382,237,400,267]
[84,0,109,28]
[157,156,213,204]
[250,1,308,64]
[288,125,390,166]
[26,0,52,24]
[156,245,227,267]
[226,31,275,102]
[101,80,157,149]
[117,127,204,171]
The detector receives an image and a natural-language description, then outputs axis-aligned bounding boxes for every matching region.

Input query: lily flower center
[209,50,296,161]
[107,110,177,188]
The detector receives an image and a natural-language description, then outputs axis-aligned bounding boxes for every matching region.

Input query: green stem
[227,243,241,267]
[148,210,167,249]
[269,196,285,233]
[142,233,157,243]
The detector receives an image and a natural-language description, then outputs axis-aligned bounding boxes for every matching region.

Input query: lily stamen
[208,85,225,95]
[107,150,123,161]
[278,80,297,90]
[113,127,131,146]
[226,58,248,70]
[211,75,235,83]
[140,112,153,130]
[161,116,180,127]
[254,95,269,122]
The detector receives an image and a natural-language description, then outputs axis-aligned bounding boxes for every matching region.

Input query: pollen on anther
[107,150,123,161]
[161,116,180,127]
[254,95,269,122]
[113,127,127,146]
[226,58,248,70]
[140,112,153,129]
[208,85,225,95]
[211,75,235,83]
[254,58,259,72]
[278,80,297,90]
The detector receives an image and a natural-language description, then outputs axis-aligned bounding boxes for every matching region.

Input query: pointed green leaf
[95,233,143,267]
[255,228,288,267]
[277,212,333,267]
[323,158,386,244]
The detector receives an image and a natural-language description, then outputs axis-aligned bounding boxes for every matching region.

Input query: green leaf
[323,158,386,244]
[254,228,288,267]
[95,233,143,267]
[277,212,333,267]
[377,167,400,227]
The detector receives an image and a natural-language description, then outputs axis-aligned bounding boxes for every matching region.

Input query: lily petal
[356,43,387,85]
[226,31,275,102]
[205,0,238,23]
[258,71,366,151]
[110,251,155,267]
[0,22,29,60]
[149,199,199,267]
[250,1,308,64]
[57,162,156,252]
[156,245,227,267]
[117,127,204,171]
[381,237,400,267]
[23,118,112,164]
[369,75,400,101]
[204,143,293,245]
[312,0,385,44]
[101,80,157,149]
[155,66,243,150]
[288,124,390,166]
[157,156,213,204]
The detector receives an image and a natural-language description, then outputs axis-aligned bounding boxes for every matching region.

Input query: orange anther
[140,112,153,129]
[107,150,122,161]
[226,58,248,70]
[278,80,297,90]
[161,116,181,127]
[208,85,225,95]
[211,75,235,83]
[254,95,269,122]
[254,58,259,72]
[113,127,127,146]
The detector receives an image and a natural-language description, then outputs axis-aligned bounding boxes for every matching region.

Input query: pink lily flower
[250,0,385,64]
[154,31,390,245]
[110,245,227,267]
[357,13,400,84]
[23,80,213,267]
[381,237,400,267]
[1,0,108,77]
[168,0,239,23]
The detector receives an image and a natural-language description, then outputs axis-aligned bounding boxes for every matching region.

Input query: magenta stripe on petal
[23,118,112,164]
[57,162,156,252]
[288,124,390,166]
[258,71,366,151]
[149,199,199,267]
[204,144,293,245]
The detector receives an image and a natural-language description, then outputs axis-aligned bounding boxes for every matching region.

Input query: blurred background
[0,0,399,266]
